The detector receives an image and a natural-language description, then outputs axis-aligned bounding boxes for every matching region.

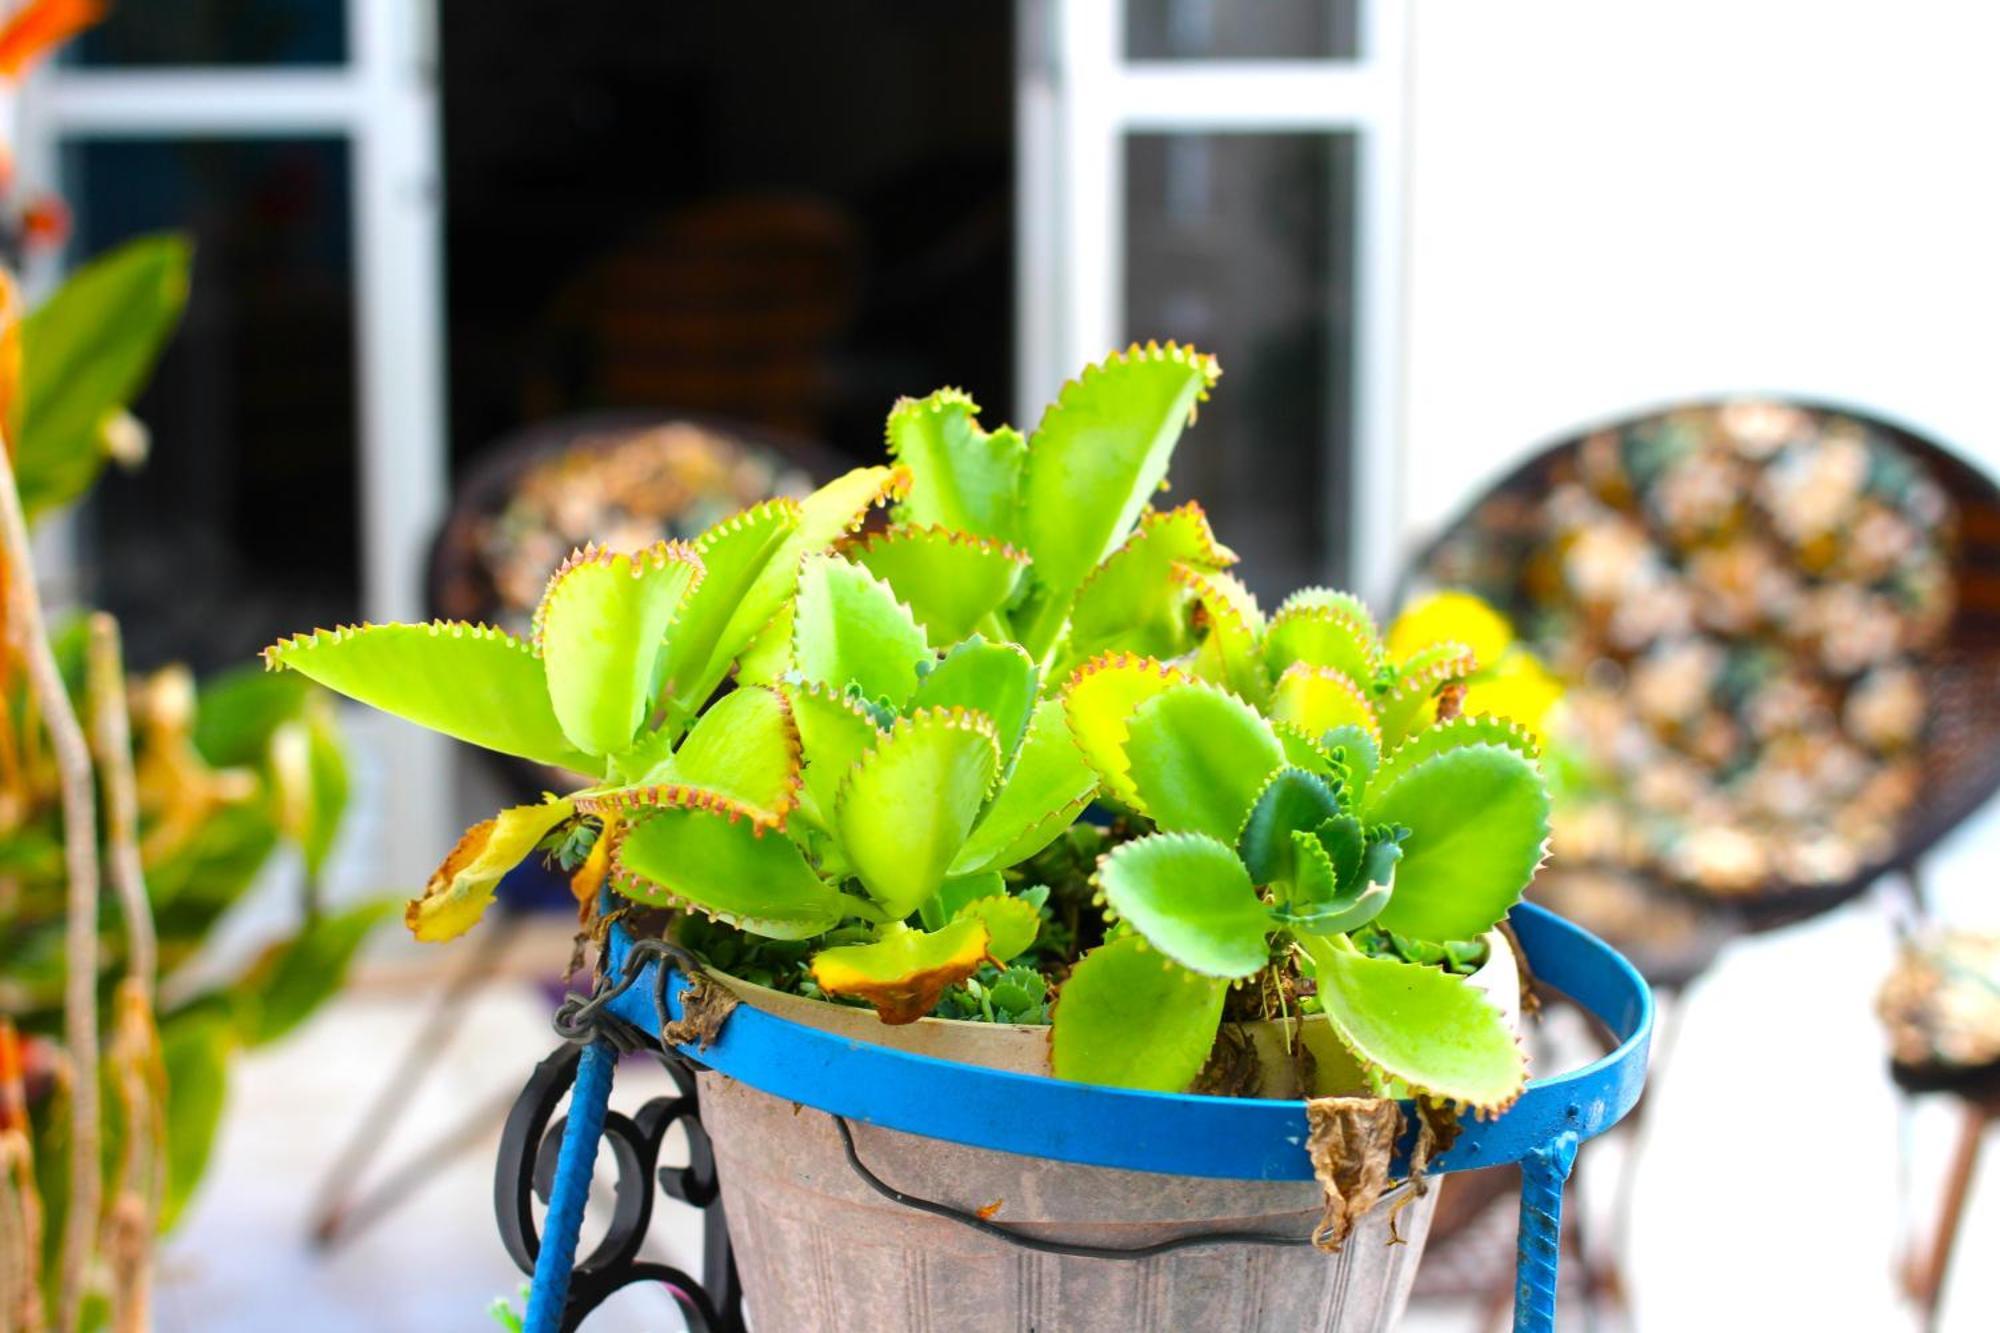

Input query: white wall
[1400,0,2000,540]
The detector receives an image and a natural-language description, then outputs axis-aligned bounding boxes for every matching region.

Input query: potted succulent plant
[266,347,1554,1331]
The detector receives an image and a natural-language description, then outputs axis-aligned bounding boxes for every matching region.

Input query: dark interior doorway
[438,1,1017,474]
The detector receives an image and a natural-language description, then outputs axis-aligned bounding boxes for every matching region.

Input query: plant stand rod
[1512,1129,1578,1333]
[523,1039,615,1333]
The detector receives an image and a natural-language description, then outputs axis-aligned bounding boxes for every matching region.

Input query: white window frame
[1016,0,1409,601]
[12,0,451,881]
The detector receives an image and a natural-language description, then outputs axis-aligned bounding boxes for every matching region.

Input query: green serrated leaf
[263,623,593,771]
[1122,682,1284,840]
[1322,724,1379,800]
[16,232,191,519]
[951,698,1098,875]
[886,389,1026,544]
[811,919,991,1024]
[792,554,933,710]
[1061,652,1188,810]
[1369,714,1539,801]
[1300,937,1525,1114]
[835,709,1001,918]
[1050,934,1227,1091]
[1361,743,1549,941]
[1263,604,1379,686]
[614,806,846,939]
[921,871,1005,930]
[1016,344,1220,653]
[1374,643,1479,748]
[1270,662,1380,746]
[953,894,1039,962]
[1237,767,1342,885]
[657,684,801,824]
[652,498,802,717]
[787,680,882,828]
[910,639,1037,763]
[1096,832,1270,978]
[1271,718,1342,782]
[848,525,1029,647]
[1278,831,1391,934]
[1181,565,1271,707]
[536,542,704,756]
[1066,502,1234,664]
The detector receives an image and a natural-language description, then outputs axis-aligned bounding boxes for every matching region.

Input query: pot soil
[696,932,1521,1332]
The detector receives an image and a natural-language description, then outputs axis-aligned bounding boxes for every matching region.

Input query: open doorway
[438,1,1016,473]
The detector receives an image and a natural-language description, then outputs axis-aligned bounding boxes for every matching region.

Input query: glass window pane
[63,137,359,674]
[1127,0,1358,61]
[1125,132,1356,597]
[71,0,346,68]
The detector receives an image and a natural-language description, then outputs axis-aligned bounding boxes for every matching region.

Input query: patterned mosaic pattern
[1425,401,1958,901]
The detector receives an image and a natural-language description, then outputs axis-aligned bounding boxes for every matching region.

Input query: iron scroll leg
[1512,1129,1579,1333]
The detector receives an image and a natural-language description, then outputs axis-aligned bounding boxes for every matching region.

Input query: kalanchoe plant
[1053,632,1551,1115]
[609,346,1226,1020]
[264,464,908,939]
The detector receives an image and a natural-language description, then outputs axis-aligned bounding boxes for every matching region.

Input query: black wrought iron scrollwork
[494,941,743,1332]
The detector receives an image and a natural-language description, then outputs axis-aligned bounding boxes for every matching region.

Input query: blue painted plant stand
[496,900,1652,1332]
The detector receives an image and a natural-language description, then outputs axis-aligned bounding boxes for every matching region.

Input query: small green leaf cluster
[1051,596,1549,1113]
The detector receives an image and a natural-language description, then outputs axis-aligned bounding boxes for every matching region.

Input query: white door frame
[12,0,452,882]
[1016,0,1409,602]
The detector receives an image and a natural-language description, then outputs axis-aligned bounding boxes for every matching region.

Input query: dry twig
[0,442,101,1333]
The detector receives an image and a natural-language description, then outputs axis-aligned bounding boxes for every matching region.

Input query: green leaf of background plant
[1361,743,1549,942]
[229,898,394,1046]
[1050,933,1226,1091]
[1121,682,1283,840]
[190,663,311,767]
[847,525,1029,647]
[14,232,191,519]
[263,623,593,772]
[159,1006,234,1231]
[792,554,932,710]
[1017,344,1219,639]
[909,639,1036,763]
[613,806,846,939]
[834,709,1001,918]
[950,698,1097,875]
[1096,832,1271,978]
[535,542,703,756]
[919,870,1004,931]
[886,388,1025,544]
[1299,937,1525,1114]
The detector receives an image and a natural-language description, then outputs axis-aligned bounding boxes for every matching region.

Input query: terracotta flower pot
[695,932,1521,1332]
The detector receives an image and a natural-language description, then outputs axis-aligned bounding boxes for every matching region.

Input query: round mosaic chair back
[1412,400,2000,938]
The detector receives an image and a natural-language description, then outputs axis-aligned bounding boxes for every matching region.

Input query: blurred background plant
[0,5,377,1329]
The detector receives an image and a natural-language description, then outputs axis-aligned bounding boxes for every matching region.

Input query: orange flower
[0,0,106,79]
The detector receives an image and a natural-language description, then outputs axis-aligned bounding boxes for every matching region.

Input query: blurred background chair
[308,411,840,1247]
[1400,398,2000,1324]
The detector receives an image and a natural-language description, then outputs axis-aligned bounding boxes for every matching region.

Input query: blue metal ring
[604,901,1652,1181]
